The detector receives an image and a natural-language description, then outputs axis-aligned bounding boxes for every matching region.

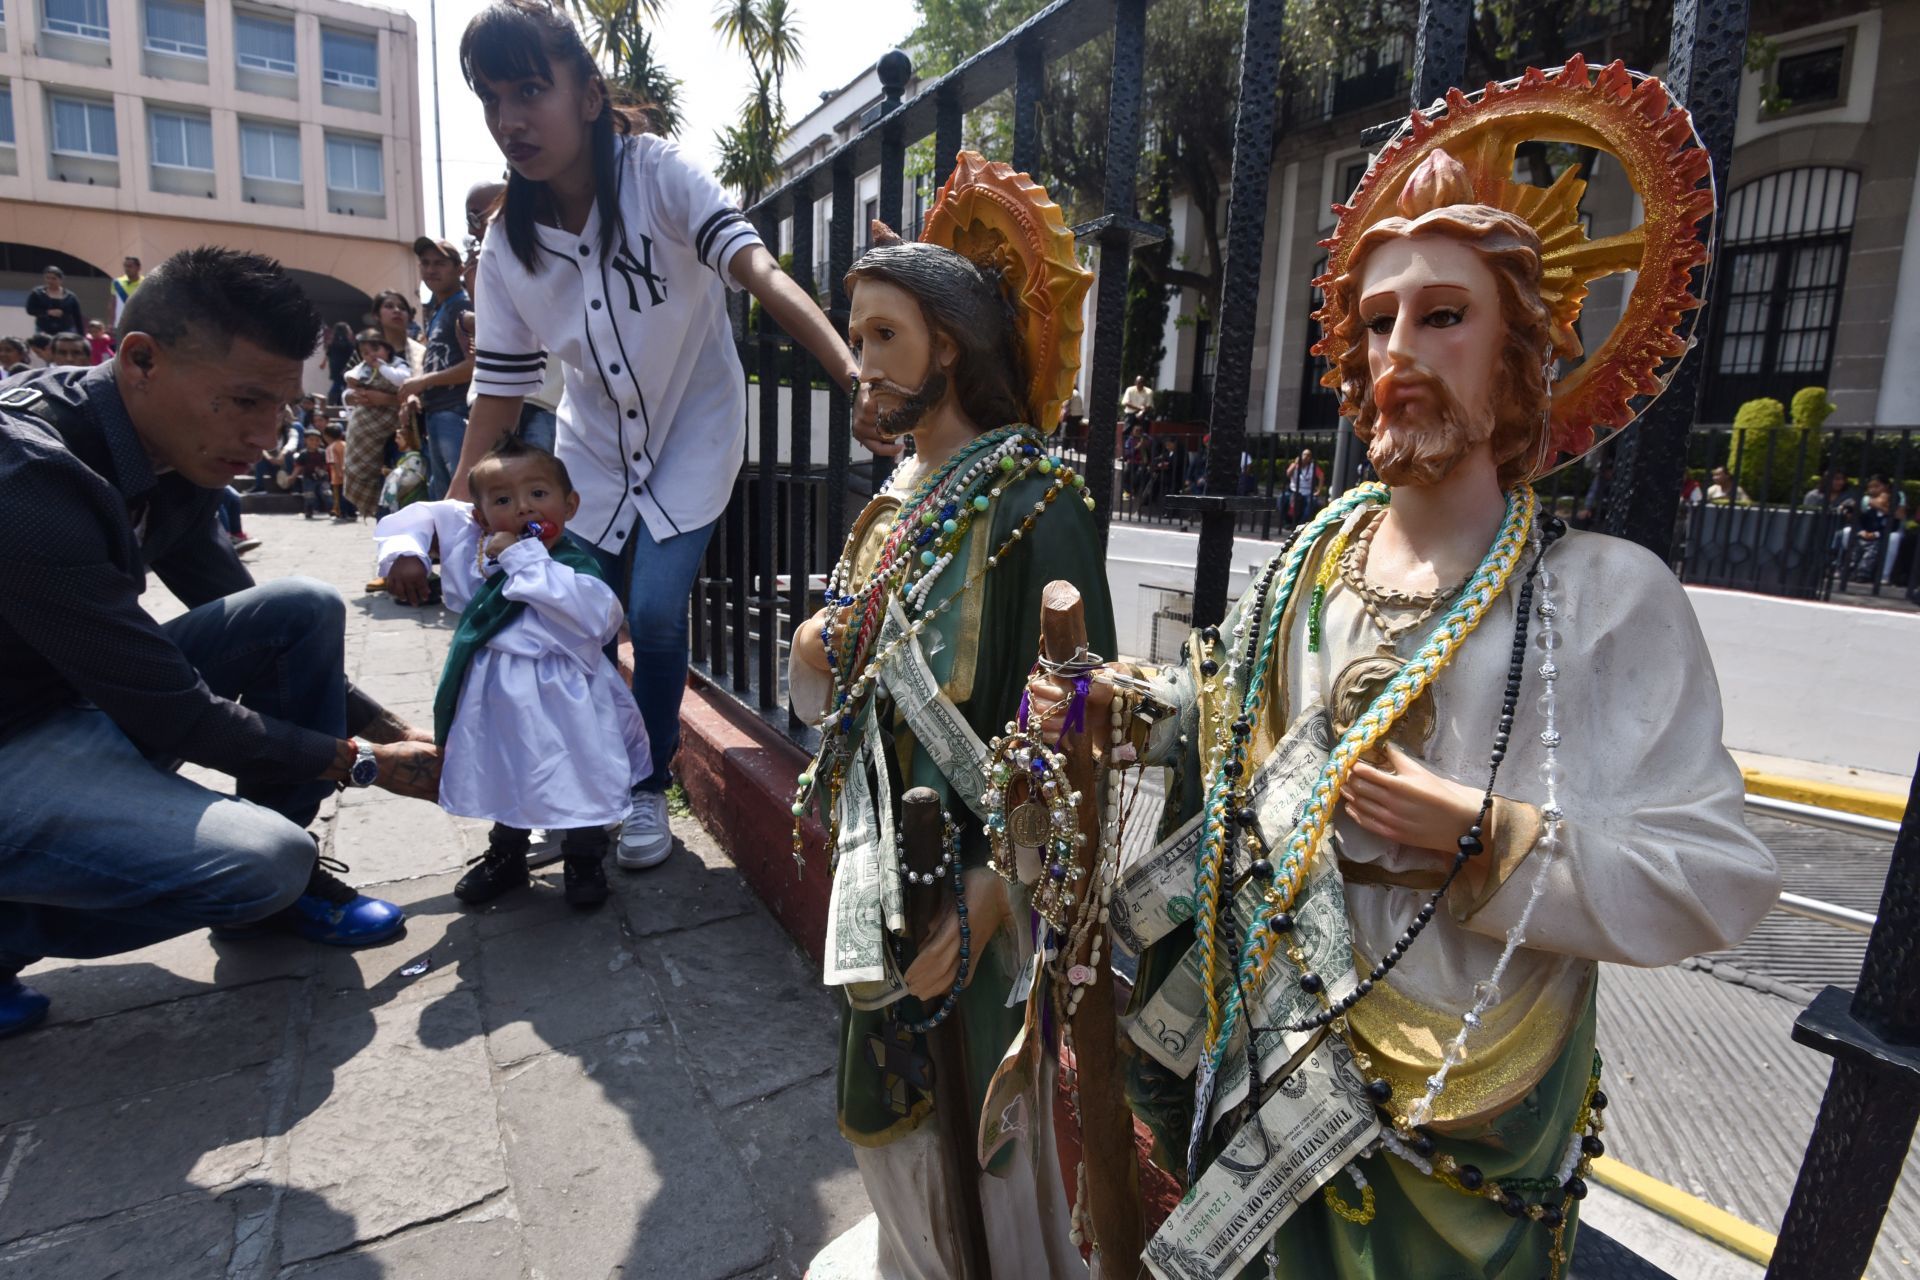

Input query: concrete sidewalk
[0,511,867,1279]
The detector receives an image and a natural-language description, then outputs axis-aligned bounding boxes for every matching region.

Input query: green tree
[567,0,683,136]
[713,0,806,206]
[1728,387,1832,503]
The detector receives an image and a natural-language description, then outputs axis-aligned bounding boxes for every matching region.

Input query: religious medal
[1330,650,1436,745]
[1008,800,1053,849]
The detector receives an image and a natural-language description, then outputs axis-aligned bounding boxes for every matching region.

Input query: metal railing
[696,0,1153,735]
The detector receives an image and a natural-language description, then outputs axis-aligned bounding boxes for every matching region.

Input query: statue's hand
[1341,743,1484,854]
[904,867,1009,1001]
[1023,667,1120,745]
[851,379,903,457]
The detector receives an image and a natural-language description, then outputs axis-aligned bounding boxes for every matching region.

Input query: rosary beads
[888,811,971,1035]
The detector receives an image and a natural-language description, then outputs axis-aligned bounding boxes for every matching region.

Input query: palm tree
[566,0,682,136]
[711,0,805,204]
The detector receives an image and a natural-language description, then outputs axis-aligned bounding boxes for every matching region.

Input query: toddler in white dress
[373,437,648,907]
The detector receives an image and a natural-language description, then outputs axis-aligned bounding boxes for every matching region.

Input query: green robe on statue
[797,446,1116,1157]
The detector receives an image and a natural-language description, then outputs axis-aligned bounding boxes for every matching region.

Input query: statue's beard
[1364,362,1489,488]
[872,371,949,438]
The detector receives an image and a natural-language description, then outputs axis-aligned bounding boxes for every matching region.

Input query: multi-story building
[0,0,423,347]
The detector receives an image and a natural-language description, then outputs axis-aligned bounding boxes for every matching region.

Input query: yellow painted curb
[1742,769,1908,824]
[1589,1155,1777,1265]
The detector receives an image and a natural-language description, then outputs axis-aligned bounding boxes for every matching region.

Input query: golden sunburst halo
[1317,55,1715,473]
[922,152,1093,435]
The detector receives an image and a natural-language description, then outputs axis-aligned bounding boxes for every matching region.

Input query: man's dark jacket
[0,362,371,779]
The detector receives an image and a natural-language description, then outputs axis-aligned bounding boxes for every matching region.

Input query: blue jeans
[590,516,717,794]
[216,485,243,536]
[424,408,469,502]
[0,577,349,975]
[517,406,557,454]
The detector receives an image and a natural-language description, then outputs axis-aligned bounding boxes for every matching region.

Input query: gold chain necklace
[1326,512,1466,745]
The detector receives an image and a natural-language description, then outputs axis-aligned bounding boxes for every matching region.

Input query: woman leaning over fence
[418,1,892,869]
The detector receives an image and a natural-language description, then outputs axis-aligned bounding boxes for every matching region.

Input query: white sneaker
[616,791,673,870]
[526,829,562,868]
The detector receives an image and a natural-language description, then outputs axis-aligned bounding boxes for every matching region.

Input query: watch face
[350,756,380,787]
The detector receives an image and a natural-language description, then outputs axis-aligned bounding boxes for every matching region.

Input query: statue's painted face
[849,278,952,438]
[1356,234,1505,487]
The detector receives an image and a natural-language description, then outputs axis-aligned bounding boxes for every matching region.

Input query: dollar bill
[879,598,991,822]
[1144,1041,1380,1280]
[1125,822,1353,1094]
[823,723,905,1008]
[1110,707,1332,959]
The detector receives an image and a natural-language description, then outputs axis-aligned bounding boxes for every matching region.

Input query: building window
[149,108,213,171]
[1770,43,1847,114]
[145,0,206,58]
[1298,254,1341,430]
[1703,167,1858,420]
[241,121,301,182]
[325,134,382,193]
[235,12,296,76]
[50,95,116,157]
[322,29,378,90]
[44,0,108,41]
[0,87,14,147]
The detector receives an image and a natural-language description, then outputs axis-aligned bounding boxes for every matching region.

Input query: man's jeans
[590,517,717,794]
[0,577,348,977]
[424,408,469,502]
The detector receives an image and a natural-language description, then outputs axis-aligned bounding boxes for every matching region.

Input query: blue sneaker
[281,856,405,947]
[0,980,50,1039]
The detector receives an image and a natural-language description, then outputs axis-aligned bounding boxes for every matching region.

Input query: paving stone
[644,912,840,1109]
[330,795,469,885]
[0,1194,246,1280]
[284,1213,525,1280]
[478,911,664,1064]
[713,1072,869,1277]
[357,629,442,675]
[0,979,299,1124]
[281,990,507,1264]
[0,1067,273,1244]
[20,932,315,1027]
[615,822,757,938]
[310,873,480,1024]
[500,1033,775,1280]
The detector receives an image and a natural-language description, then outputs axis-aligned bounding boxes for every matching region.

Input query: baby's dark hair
[468,433,573,501]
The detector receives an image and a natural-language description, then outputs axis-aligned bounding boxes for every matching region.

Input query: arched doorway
[1701,167,1858,421]
[0,242,111,340]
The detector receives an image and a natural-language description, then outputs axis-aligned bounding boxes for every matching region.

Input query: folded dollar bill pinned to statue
[1144,1040,1380,1280]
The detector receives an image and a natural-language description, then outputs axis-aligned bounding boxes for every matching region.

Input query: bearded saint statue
[1035,59,1784,1280]
[787,153,1111,1278]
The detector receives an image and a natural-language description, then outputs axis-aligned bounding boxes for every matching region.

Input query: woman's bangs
[460,8,556,94]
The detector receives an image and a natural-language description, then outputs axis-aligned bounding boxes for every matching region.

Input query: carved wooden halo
[921,151,1093,434]
[1317,55,1717,477]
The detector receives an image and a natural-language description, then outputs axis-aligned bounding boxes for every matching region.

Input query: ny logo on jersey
[610,235,668,312]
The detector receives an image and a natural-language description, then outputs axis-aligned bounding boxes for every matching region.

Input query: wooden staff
[901,785,993,1280]
[1042,581,1146,1276]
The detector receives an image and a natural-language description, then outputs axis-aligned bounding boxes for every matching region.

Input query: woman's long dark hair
[459,1,651,273]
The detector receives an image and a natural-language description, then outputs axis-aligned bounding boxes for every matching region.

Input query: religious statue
[1036,58,1783,1279]
[788,152,1109,1278]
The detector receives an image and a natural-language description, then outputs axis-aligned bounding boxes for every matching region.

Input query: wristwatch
[346,738,380,788]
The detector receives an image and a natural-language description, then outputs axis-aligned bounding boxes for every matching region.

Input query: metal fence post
[1077,0,1150,548]
[754,210,781,708]
[1409,0,1471,109]
[1180,0,1287,627]
[826,158,856,554]
[1013,38,1043,176]
[788,178,816,733]
[1767,758,1920,1278]
[1607,0,1750,558]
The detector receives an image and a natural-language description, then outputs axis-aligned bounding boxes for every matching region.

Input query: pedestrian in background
[26,267,82,338]
[397,238,473,500]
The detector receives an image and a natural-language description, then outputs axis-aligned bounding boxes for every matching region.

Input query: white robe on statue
[374,500,648,829]
[1177,520,1784,1122]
